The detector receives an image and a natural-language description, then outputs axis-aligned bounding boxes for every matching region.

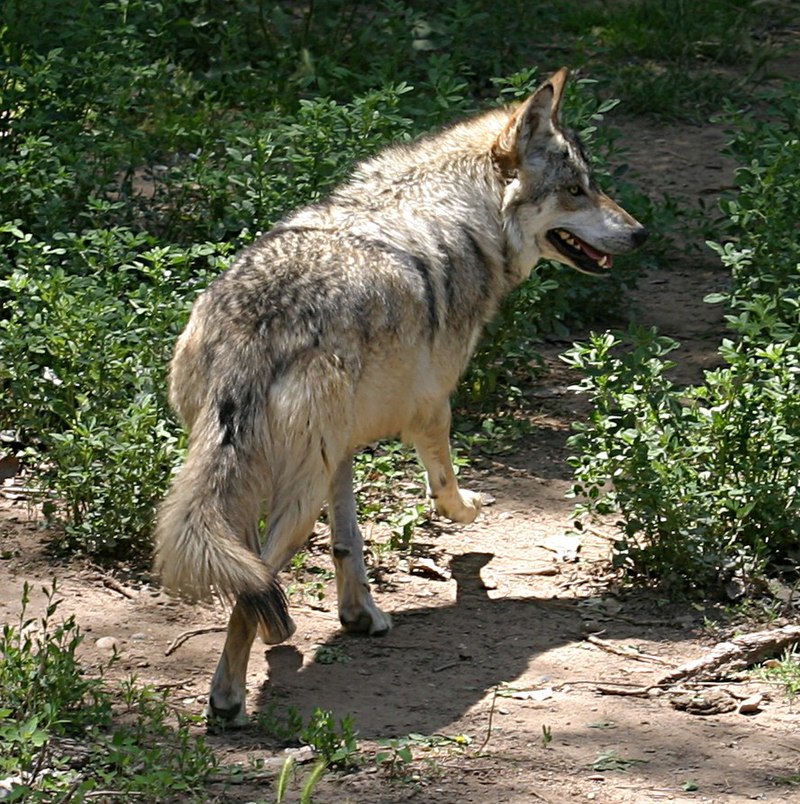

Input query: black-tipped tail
[240,581,294,644]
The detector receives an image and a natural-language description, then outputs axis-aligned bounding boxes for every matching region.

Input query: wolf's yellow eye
[567,185,584,196]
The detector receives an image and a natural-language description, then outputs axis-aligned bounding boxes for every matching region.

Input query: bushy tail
[154,431,291,638]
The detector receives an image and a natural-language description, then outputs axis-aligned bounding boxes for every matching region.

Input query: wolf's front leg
[410,401,482,524]
[329,456,392,635]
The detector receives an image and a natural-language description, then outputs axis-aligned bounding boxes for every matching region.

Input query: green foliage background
[0,0,655,559]
[0,0,792,590]
[1,1,797,799]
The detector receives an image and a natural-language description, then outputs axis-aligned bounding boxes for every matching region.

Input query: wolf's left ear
[492,67,569,178]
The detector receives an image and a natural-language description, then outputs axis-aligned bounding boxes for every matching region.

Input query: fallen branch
[658,624,800,686]
[1,485,51,498]
[101,577,137,600]
[207,769,278,785]
[432,660,462,673]
[596,684,652,697]
[154,678,194,690]
[585,634,671,665]
[87,564,138,600]
[165,625,226,656]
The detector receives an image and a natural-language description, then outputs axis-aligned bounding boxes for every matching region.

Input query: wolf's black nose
[632,226,649,248]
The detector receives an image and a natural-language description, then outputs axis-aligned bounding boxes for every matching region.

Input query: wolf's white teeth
[598,255,610,268]
[558,230,580,248]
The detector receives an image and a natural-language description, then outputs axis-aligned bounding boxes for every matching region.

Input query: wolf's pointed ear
[492,67,570,178]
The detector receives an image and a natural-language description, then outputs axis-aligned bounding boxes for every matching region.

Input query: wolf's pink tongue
[579,238,613,268]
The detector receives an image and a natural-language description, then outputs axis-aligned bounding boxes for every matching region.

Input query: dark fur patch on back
[370,239,439,338]
[240,581,291,636]
[218,396,238,447]
[439,227,492,319]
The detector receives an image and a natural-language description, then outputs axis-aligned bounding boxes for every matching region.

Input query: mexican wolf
[155,68,648,723]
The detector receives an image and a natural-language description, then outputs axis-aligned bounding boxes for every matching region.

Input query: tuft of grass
[256,705,360,768]
[756,648,800,699]
[0,581,217,801]
[592,749,649,773]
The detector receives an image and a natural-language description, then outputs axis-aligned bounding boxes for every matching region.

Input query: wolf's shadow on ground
[254,551,586,739]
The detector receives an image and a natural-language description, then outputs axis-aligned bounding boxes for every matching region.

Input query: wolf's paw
[339,599,392,637]
[205,698,250,729]
[435,488,482,524]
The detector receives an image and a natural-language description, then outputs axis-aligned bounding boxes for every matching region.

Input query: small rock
[95,636,119,653]
[725,578,746,601]
[285,745,315,764]
[737,693,763,715]
[542,533,582,563]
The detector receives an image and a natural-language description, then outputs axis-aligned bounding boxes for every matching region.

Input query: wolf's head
[492,68,648,277]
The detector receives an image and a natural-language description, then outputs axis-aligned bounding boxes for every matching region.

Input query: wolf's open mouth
[547,228,613,276]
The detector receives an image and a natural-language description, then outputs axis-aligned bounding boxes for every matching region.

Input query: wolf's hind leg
[256,486,330,644]
[410,401,482,524]
[329,456,391,636]
[208,480,324,724]
[206,516,293,725]
[206,599,258,726]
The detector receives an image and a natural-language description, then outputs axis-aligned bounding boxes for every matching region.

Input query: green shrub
[0,583,109,744]
[566,326,800,591]
[0,227,228,557]
[566,86,800,593]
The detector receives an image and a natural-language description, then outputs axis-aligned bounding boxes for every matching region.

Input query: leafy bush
[0,227,227,557]
[566,86,800,593]
[566,327,800,590]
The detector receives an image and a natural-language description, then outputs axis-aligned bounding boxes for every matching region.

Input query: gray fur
[154,68,647,723]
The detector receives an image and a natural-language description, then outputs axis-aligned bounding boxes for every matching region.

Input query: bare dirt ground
[2,105,799,803]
